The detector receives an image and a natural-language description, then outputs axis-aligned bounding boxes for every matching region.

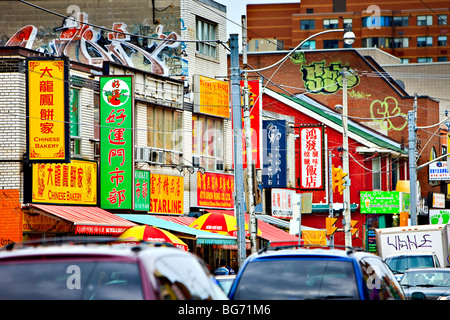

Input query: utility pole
[328,150,335,248]
[230,34,247,267]
[242,15,257,254]
[408,95,418,226]
[342,68,352,247]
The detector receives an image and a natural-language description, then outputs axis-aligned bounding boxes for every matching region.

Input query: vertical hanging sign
[26,58,69,163]
[100,76,134,210]
[262,119,287,188]
[299,126,324,190]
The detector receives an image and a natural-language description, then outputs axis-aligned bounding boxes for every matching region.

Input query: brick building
[246,0,450,63]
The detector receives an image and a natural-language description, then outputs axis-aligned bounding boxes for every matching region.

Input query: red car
[0,243,227,300]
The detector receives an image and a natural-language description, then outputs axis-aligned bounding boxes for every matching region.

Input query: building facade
[246,0,450,63]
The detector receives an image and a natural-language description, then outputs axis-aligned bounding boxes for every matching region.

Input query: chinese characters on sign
[271,188,296,219]
[196,172,234,209]
[135,170,150,211]
[262,120,287,188]
[32,160,97,205]
[27,59,69,162]
[100,76,133,210]
[194,75,230,118]
[300,126,324,190]
[150,173,184,214]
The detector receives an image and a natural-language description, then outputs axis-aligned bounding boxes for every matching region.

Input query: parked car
[228,246,405,300]
[0,243,227,300]
[215,274,236,295]
[400,268,450,300]
[384,252,440,281]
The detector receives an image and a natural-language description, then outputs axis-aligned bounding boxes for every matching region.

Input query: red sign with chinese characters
[300,126,324,190]
[196,172,234,209]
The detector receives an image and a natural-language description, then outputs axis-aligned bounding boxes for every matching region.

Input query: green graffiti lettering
[370,97,407,131]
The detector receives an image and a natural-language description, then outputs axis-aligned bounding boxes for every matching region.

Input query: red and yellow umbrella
[117,225,188,251]
[189,212,260,237]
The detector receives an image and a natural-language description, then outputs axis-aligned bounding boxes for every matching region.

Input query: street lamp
[232,22,357,255]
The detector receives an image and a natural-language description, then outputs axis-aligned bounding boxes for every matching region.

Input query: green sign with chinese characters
[99,76,134,210]
[134,170,150,211]
[360,191,410,214]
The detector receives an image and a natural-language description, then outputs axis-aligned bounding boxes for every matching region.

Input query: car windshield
[400,271,450,288]
[385,255,435,274]
[233,258,360,300]
[0,261,143,300]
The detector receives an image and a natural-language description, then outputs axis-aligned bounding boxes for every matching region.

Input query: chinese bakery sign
[100,76,134,210]
[299,126,324,190]
[27,58,69,163]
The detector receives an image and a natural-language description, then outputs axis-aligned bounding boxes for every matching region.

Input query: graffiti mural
[370,97,407,131]
[300,61,359,94]
[6,9,185,77]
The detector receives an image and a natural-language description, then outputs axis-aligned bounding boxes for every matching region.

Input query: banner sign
[360,191,410,214]
[299,126,324,190]
[262,119,287,188]
[26,58,69,163]
[150,173,184,214]
[134,170,150,211]
[194,75,230,118]
[429,161,450,181]
[31,160,97,205]
[99,76,134,210]
[271,188,296,219]
[195,171,234,209]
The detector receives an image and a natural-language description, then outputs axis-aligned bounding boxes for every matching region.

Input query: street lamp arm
[242,29,345,74]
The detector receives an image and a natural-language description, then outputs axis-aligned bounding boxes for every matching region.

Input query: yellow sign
[302,230,327,246]
[32,160,97,205]
[27,59,68,161]
[150,174,184,214]
[194,75,230,118]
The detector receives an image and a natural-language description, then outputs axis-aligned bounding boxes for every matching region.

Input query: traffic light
[331,165,348,195]
[350,220,358,236]
[326,217,338,236]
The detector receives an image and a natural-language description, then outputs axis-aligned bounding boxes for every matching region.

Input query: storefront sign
[23,212,74,233]
[302,230,327,246]
[31,160,97,205]
[429,161,450,181]
[271,188,296,219]
[299,126,324,190]
[195,171,234,209]
[75,225,130,236]
[360,191,410,214]
[150,173,184,214]
[135,170,150,211]
[194,75,230,118]
[99,76,134,210]
[262,119,287,188]
[433,193,445,208]
[429,209,450,224]
[27,58,69,162]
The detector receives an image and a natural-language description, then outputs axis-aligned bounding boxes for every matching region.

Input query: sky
[213,0,300,40]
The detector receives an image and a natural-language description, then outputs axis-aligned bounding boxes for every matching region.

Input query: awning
[116,214,237,245]
[27,204,137,235]
[246,214,299,247]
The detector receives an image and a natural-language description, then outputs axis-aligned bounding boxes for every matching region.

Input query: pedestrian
[214,259,229,275]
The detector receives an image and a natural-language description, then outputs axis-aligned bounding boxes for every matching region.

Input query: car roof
[403,267,450,273]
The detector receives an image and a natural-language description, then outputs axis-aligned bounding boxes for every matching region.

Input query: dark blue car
[228,247,405,300]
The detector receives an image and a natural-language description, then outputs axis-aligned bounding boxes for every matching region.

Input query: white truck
[375,224,450,277]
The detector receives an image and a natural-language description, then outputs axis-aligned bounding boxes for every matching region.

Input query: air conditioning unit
[135,147,150,162]
[150,150,164,164]
[216,159,224,171]
[192,156,200,168]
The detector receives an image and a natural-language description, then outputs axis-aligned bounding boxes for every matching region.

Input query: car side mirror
[411,292,426,300]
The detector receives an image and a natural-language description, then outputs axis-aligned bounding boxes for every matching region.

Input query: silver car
[400,268,450,300]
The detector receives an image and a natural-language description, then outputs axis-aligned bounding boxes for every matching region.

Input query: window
[400,58,410,64]
[393,16,409,27]
[438,36,447,46]
[438,56,448,62]
[417,15,433,26]
[301,40,316,50]
[147,106,183,163]
[192,115,224,171]
[323,39,339,49]
[372,157,381,190]
[438,14,447,25]
[362,16,392,28]
[69,88,81,157]
[196,19,217,58]
[362,37,391,48]
[392,37,409,48]
[417,57,433,63]
[343,18,353,29]
[323,19,339,29]
[417,36,433,47]
[300,19,315,30]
